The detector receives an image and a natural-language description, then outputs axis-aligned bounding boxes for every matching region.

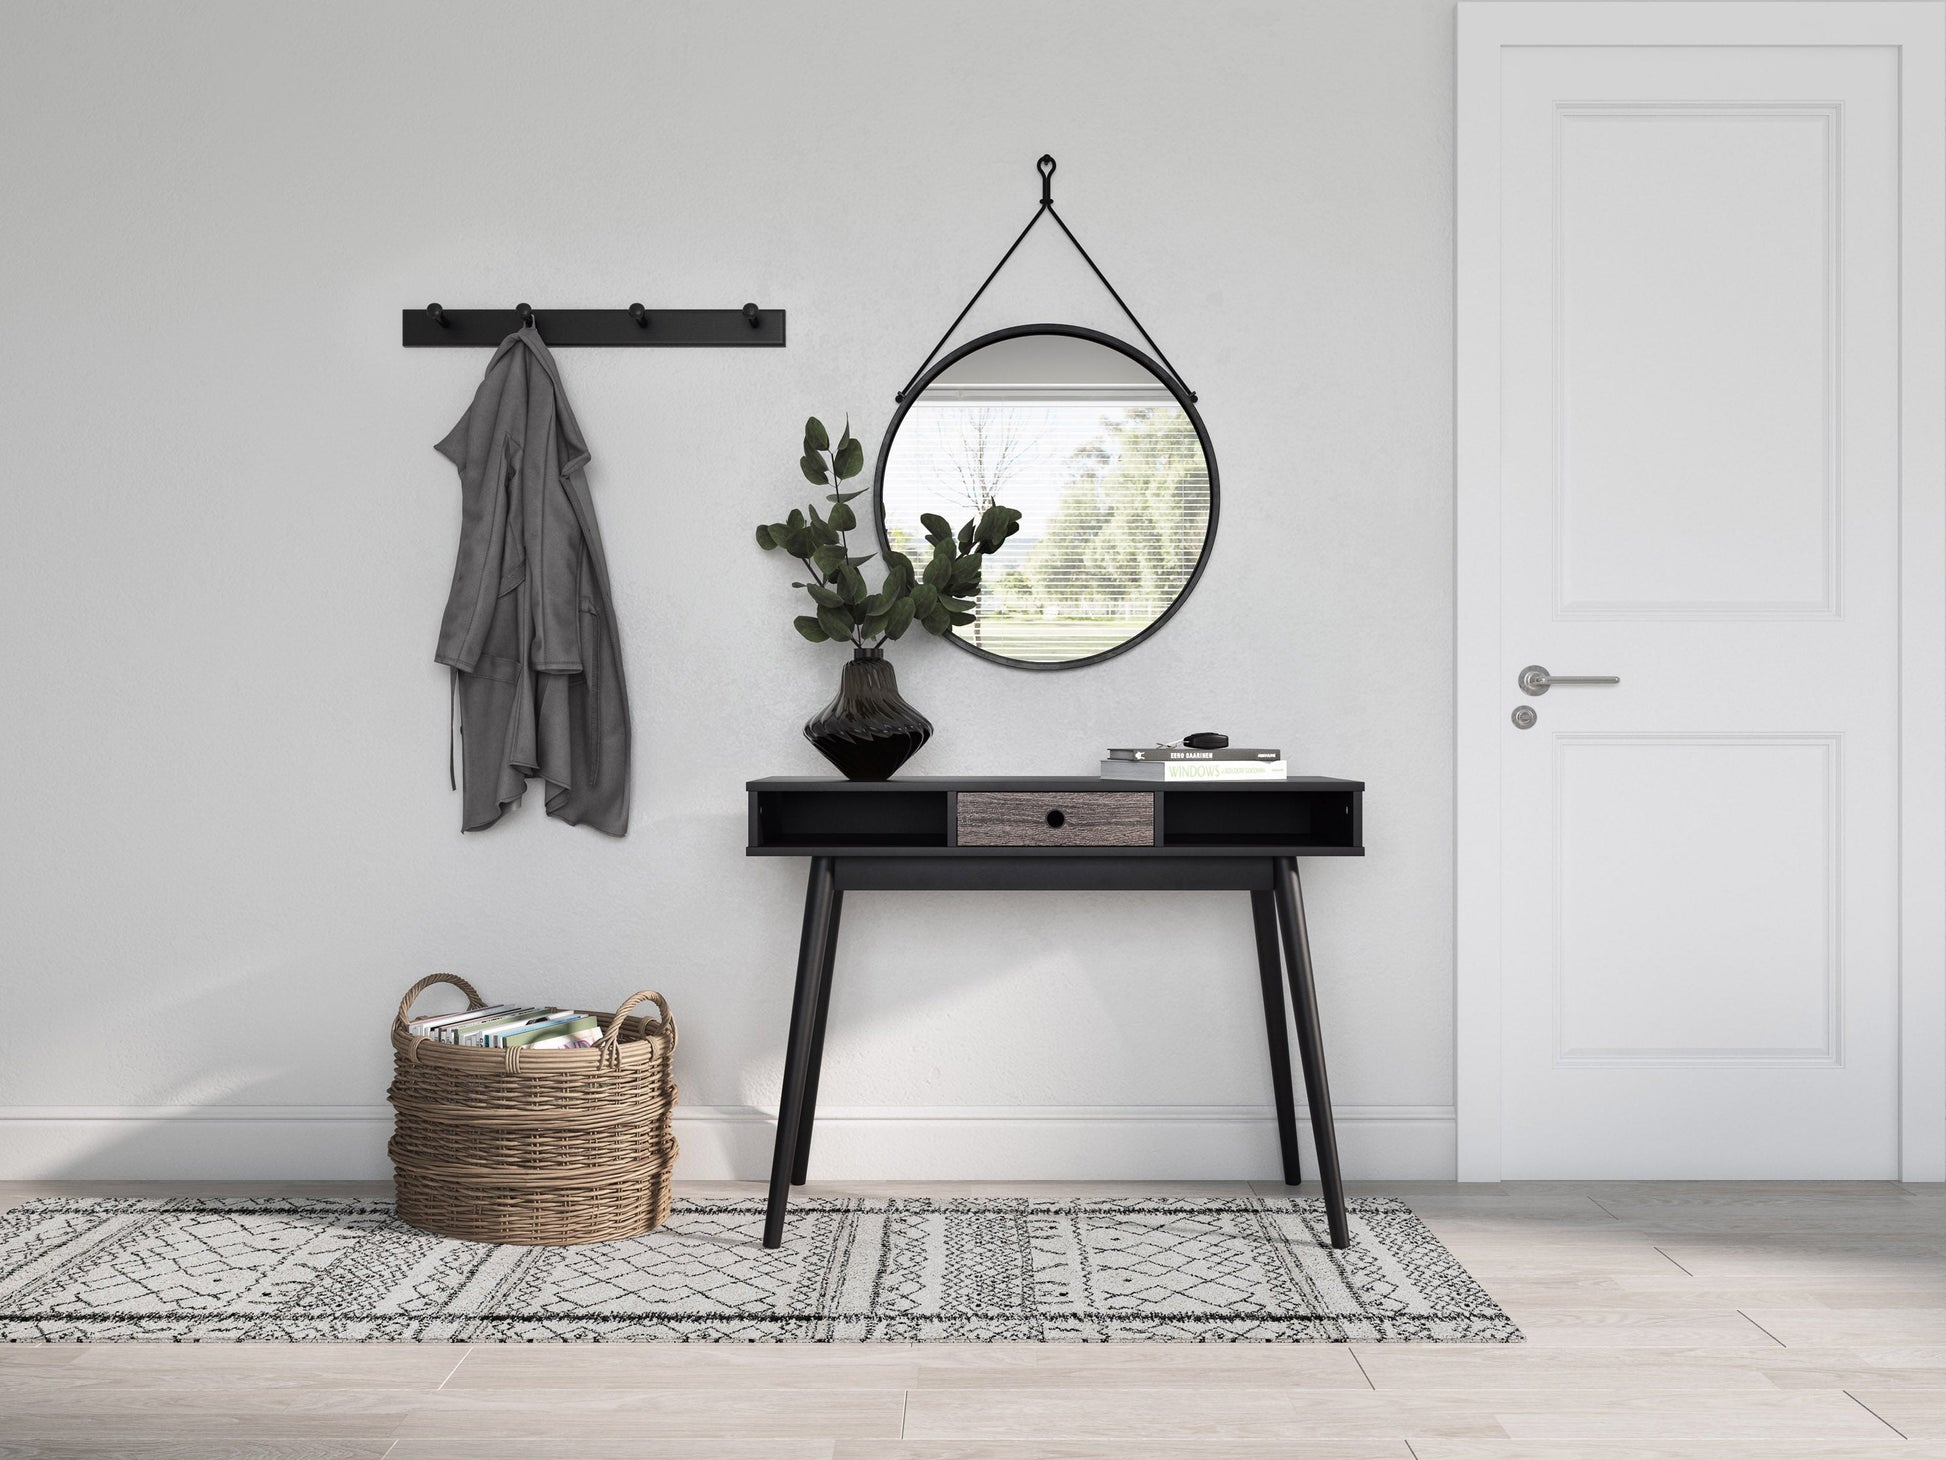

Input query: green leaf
[947,610,977,626]
[816,604,853,641]
[806,584,843,608]
[847,552,876,567]
[860,613,888,640]
[809,508,839,546]
[834,438,864,480]
[793,615,829,643]
[755,523,776,550]
[827,500,856,532]
[826,489,867,504]
[885,550,914,581]
[812,543,847,574]
[919,608,952,636]
[949,558,982,595]
[884,596,916,640]
[977,504,1023,553]
[923,539,957,587]
[919,512,953,542]
[784,527,819,558]
[939,594,976,612]
[956,519,975,554]
[837,564,867,604]
[787,508,806,529]
[799,454,829,485]
[804,417,830,452]
[910,583,940,619]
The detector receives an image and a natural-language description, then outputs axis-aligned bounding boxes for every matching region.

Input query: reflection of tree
[940,409,1032,518]
[926,408,1038,648]
[1016,407,1208,618]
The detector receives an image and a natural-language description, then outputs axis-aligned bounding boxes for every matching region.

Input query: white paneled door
[1457,4,1945,1178]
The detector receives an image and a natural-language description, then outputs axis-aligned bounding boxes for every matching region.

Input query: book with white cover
[406,1003,525,1038]
[1098,759,1288,781]
[1106,746,1281,762]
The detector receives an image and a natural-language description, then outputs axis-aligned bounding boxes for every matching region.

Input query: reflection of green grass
[958,612,1147,662]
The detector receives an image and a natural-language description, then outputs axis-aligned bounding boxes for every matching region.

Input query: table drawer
[956,790,1154,847]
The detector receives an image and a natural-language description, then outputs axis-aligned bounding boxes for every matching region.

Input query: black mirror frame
[871,322,1220,672]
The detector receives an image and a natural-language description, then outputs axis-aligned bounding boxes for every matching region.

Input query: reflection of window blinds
[882,398,1211,663]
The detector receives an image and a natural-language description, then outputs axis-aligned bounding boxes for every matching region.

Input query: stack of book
[404,1004,603,1050]
[1099,746,1286,781]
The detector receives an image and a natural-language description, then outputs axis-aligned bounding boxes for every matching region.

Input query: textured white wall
[0,0,1458,1178]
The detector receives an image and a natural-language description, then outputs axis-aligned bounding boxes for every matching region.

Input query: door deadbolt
[1511,706,1538,729]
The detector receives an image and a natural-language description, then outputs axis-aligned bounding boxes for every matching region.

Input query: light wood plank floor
[2,1179,1943,1458]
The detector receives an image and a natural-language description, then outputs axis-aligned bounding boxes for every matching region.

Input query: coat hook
[629,303,649,329]
[517,302,535,329]
[743,302,761,328]
[1038,153,1056,207]
[426,302,448,327]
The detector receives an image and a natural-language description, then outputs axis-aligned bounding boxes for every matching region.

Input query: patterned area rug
[0,1195,1519,1343]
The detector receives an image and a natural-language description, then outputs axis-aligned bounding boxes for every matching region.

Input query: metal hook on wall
[743,302,762,328]
[426,302,449,328]
[516,302,537,332]
[629,303,649,329]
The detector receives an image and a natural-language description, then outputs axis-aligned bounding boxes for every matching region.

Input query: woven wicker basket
[387,973,678,1245]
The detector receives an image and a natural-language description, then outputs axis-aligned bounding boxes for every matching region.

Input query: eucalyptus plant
[756,416,1021,647]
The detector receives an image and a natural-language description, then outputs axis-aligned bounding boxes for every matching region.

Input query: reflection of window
[882,387,1211,663]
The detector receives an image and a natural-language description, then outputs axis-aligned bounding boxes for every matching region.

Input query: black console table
[745,775,1364,1250]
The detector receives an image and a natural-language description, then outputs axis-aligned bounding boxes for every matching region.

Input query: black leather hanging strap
[894,155,1198,404]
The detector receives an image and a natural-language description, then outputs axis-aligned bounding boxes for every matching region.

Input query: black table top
[746,775,1365,792]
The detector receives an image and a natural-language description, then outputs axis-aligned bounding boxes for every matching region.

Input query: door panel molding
[1457,0,1945,1181]
[1551,732,1842,1067]
[1552,102,1843,620]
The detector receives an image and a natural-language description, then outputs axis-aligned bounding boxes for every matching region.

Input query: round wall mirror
[873,324,1218,669]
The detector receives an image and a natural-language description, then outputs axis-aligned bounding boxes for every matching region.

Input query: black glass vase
[804,647,933,781]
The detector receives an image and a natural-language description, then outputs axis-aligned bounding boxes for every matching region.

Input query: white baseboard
[0,1104,1458,1182]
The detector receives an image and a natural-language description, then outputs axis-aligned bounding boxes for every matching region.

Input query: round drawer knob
[1045,808,1067,829]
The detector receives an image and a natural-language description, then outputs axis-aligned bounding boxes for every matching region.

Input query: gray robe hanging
[434,326,631,835]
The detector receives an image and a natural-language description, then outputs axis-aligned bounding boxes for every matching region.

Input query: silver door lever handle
[1519,664,1620,696]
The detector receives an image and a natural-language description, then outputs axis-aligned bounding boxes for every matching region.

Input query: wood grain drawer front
[956,791,1154,847]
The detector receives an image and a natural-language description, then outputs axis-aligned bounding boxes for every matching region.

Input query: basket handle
[600,990,676,1054]
[396,972,486,1029]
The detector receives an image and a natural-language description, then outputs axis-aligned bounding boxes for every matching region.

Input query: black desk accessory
[746,775,1363,1250]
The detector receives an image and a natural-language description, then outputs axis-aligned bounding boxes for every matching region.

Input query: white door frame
[1456,1,1946,1182]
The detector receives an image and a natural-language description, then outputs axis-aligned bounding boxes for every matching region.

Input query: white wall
[0,0,1458,1180]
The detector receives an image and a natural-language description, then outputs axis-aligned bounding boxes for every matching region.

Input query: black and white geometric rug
[0,1195,1520,1343]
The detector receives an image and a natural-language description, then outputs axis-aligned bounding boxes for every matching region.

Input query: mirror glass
[876,329,1216,667]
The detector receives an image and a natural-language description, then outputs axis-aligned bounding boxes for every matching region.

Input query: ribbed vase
[804,647,933,782]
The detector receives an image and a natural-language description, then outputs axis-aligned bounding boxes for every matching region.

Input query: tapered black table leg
[1251,890,1304,1186]
[1272,857,1349,1249]
[763,856,836,1248]
[790,887,843,1185]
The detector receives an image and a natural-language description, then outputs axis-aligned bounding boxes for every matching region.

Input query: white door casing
[1457,3,1946,1179]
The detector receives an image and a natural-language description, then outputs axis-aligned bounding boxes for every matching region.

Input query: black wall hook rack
[402,303,785,348]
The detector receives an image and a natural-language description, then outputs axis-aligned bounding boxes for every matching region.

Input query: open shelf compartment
[751,788,951,849]
[1161,788,1359,849]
